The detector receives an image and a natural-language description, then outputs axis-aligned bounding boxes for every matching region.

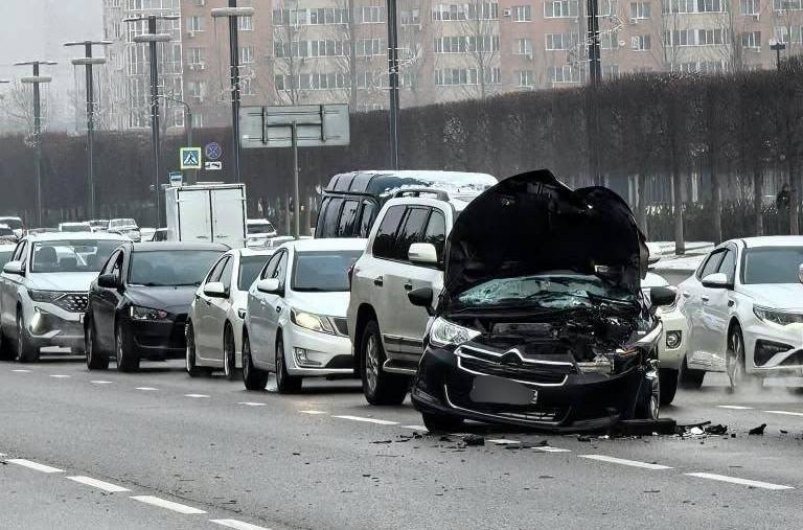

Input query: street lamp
[65,40,111,221]
[769,38,786,70]
[211,2,255,185]
[124,15,177,227]
[15,60,57,228]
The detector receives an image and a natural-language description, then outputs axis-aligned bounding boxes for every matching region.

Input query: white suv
[347,190,470,405]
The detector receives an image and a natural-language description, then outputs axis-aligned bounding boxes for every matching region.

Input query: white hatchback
[242,238,366,393]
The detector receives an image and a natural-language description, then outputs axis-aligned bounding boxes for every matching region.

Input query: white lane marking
[579,455,672,470]
[686,472,794,490]
[11,369,31,373]
[402,425,428,431]
[717,405,753,410]
[333,415,398,425]
[211,519,272,530]
[299,410,327,415]
[184,393,210,398]
[91,380,113,385]
[49,374,70,379]
[7,459,64,473]
[67,476,130,493]
[534,446,571,453]
[765,410,803,417]
[130,496,206,514]
[136,387,158,391]
[239,402,266,407]
[488,439,521,445]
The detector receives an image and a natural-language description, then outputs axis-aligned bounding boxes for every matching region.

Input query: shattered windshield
[456,273,637,310]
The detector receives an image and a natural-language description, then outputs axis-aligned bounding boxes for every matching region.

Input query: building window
[192,0,205,5]
[516,70,534,87]
[664,29,695,46]
[598,0,618,15]
[240,78,254,95]
[308,8,350,24]
[356,39,384,56]
[434,68,483,86]
[187,47,205,66]
[740,31,761,48]
[432,2,499,20]
[697,0,722,11]
[187,80,207,99]
[601,31,620,49]
[357,6,384,23]
[663,0,695,13]
[191,113,204,128]
[548,65,580,83]
[631,34,651,50]
[186,16,204,32]
[237,15,254,31]
[513,38,533,55]
[240,46,254,64]
[544,0,578,17]
[546,33,576,50]
[629,1,651,18]
[775,0,802,9]
[401,9,421,24]
[741,0,759,13]
[603,64,620,78]
[774,26,801,44]
[698,28,726,45]
[512,5,532,20]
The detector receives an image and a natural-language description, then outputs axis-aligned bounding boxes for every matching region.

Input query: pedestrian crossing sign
[180,147,202,170]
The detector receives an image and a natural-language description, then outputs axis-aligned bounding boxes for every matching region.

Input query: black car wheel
[115,321,139,372]
[0,324,13,361]
[275,336,302,394]
[16,312,39,363]
[726,324,746,390]
[360,320,408,406]
[634,371,660,420]
[85,318,109,370]
[185,321,208,378]
[679,355,705,389]
[222,324,238,381]
[658,368,678,406]
[242,333,268,391]
[421,412,464,434]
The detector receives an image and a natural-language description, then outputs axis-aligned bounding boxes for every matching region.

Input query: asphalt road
[1,353,803,529]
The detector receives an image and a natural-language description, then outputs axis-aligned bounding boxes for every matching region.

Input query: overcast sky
[1,0,103,125]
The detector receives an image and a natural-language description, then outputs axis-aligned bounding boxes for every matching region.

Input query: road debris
[705,424,728,435]
[749,424,767,436]
[462,434,485,446]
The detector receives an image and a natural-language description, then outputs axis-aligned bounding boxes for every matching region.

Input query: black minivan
[314,170,496,239]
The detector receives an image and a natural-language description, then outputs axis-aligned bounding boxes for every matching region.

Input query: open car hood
[441,170,648,310]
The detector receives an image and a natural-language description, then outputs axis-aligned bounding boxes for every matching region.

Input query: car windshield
[0,227,14,237]
[89,220,108,228]
[292,250,363,292]
[30,239,125,273]
[129,250,223,287]
[61,224,90,232]
[110,219,137,229]
[742,246,803,284]
[0,218,22,230]
[248,222,275,235]
[238,255,271,291]
[456,273,637,310]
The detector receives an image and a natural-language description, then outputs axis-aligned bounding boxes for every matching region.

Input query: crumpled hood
[442,170,648,309]
[28,272,99,293]
[739,284,803,310]
[125,285,197,315]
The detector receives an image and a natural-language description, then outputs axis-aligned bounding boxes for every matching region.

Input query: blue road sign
[180,147,202,170]
[204,142,223,161]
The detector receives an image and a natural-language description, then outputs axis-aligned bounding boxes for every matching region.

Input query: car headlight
[429,317,481,348]
[29,290,62,303]
[291,309,334,334]
[753,305,803,326]
[130,305,171,321]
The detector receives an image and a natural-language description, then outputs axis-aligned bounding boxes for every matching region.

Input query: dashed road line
[11,369,31,373]
[184,393,210,398]
[299,410,327,415]
[686,472,794,490]
[765,410,803,417]
[488,439,521,445]
[402,425,428,431]
[333,415,398,425]
[49,374,70,379]
[7,459,64,474]
[239,402,267,407]
[136,387,158,391]
[579,455,672,470]
[67,476,130,493]
[130,496,206,514]
[91,380,113,385]
[534,446,571,453]
[717,405,753,410]
[211,519,272,530]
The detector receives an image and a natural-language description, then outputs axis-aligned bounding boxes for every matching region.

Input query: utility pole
[15,61,56,228]
[211,2,255,185]
[386,0,400,169]
[125,15,176,227]
[65,40,111,221]
[586,0,602,186]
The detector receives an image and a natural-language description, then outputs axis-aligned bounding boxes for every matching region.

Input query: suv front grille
[54,293,88,313]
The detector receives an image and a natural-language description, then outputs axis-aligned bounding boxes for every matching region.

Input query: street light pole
[16,61,56,228]
[211,3,255,185]
[65,40,111,221]
[586,0,602,187]
[386,0,400,170]
[160,95,194,184]
[126,15,175,227]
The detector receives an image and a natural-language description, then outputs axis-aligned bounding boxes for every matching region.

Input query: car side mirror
[97,273,118,289]
[408,243,438,266]
[650,286,677,307]
[257,278,282,294]
[408,287,435,316]
[3,261,23,275]
[203,281,227,298]
[701,272,731,289]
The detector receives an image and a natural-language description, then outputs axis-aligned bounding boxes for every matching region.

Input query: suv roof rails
[391,188,450,201]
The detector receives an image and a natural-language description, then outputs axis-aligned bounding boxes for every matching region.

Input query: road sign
[205,161,222,171]
[239,104,350,149]
[204,142,222,161]
[169,171,183,186]
[180,147,202,170]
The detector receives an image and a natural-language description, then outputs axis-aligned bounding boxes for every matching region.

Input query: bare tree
[458,0,500,99]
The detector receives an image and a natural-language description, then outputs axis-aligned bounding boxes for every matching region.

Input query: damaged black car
[407,170,676,433]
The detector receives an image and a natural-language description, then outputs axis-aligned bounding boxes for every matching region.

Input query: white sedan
[678,236,803,389]
[242,238,366,393]
[186,248,273,379]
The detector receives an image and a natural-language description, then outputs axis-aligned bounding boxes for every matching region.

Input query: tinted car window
[274,252,288,282]
[359,202,376,237]
[219,256,234,289]
[206,256,229,283]
[292,250,363,292]
[338,200,360,237]
[699,251,725,279]
[317,197,344,238]
[0,218,23,230]
[392,207,430,261]
[423,209,446,260]
[742,246,803,284]
[239,255,271,291]
[129,250,222,287]
[261,252,282,280]
[372,205,406,259]
[717,249,736,283]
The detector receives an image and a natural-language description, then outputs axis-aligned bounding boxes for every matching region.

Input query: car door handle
[373,276,384,287]
[701,296,710,303]
[404,281,413,291]
[682,292,691,299]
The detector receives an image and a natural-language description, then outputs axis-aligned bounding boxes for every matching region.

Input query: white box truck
[164,183,247,248]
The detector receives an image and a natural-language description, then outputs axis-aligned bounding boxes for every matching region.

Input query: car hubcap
[728,332,743,386]
[186,332,194,372]
[243,341,251,379]
[116,330,123,365]
[224,333,232,377]
[366,335,379,393]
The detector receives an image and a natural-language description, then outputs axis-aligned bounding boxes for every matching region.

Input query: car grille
[456,345,571,386]
[332,318,348,336]
[54,293,88,313]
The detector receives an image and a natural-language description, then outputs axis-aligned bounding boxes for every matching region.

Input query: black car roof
[131,242,229,252]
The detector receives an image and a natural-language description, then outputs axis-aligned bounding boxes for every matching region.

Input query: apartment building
[102,0,798,130]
